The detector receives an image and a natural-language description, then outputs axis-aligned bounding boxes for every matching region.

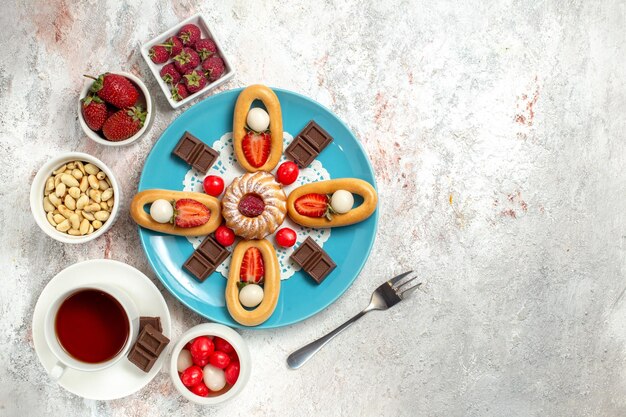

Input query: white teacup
[43,283,139,380]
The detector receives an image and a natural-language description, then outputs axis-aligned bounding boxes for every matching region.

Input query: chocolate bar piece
[191,145,219,173]
[298,121,333,152]
[183,235,230,282]
[127,344,157,373]
[139,316,162,333]
[285,121,334,167]
[307,252,336,284]
[285,137,318,168]
[290,237,336,284]
[127,324,169,373]
[136,324,170,357]
[198,235,230,266]
[172,131,219,173]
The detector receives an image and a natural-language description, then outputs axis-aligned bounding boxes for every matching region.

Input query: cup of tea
[43,284,139,379]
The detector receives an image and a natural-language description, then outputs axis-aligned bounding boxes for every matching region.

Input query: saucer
[32,259,171,400]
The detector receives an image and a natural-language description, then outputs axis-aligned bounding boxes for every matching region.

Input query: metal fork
[287,271,420,369]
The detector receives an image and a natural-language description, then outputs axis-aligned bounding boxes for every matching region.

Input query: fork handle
[287,309,370,369]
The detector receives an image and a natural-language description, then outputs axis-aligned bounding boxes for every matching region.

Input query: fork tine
[387,270,413,286]
[398,279,422,298]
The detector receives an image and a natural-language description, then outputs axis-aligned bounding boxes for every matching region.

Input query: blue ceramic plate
[138,88,378,329]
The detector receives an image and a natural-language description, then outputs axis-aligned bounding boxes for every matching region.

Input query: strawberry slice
[240,247,264,283]
[294,193,330,218]
[174,199,210,228]
[241,131,271,168]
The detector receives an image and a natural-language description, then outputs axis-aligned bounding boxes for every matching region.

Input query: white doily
[182,132,331,280]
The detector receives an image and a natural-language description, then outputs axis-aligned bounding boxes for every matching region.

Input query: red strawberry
[238,194,265,217]
[240,247,264,283]
[101,106,146,141]
[85,73,138,109]
[173,47,200,74]
[294,193,330,218]
[178,24,201,47]
[162,36,183,57]
[160,63,181,85]
[195,38,217,61]
[174,199,210,228]
[201,56,225,81]
[148,45,169,64]
[183,69,207,93]
[81,94,108,131]
[171,83,189,102]
[241,131,271,168]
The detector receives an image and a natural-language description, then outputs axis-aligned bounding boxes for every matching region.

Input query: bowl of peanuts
[30,152,121,244]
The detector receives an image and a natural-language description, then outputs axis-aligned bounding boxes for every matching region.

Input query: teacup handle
[50,362,66,380]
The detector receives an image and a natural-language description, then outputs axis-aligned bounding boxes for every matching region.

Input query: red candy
[193,356,209,367]
[203,175,224,197]
[180,365,203,387]
[209,350,231,369]
[276,161,299,185]
[275,228,297,247]
[190,381,210,397]
[190,336,214,361]
[213,337,235,354]
[224,361,240,385]
[215,225,235,247]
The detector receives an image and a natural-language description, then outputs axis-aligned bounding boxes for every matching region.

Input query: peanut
[43,197,54,212]
[69,214,80,230]
[53,214,65,224]
[56,219,70,232]
[96,171,106,180]
[92,220,103,229]
[88,224,94,234]
[79,176,89,192]
[76,195,89,210]
[72,169,83,180]
[94,211,110,221]
[68,229,81,236]
[79,219,89,235]
[75,161,85,175]
[82,211,95,221]
[84,163,99,175]
[45,177,55,192]
[88,189,101,203]
[69,187,80,199]
[98,180,109,191]
[84,203,101,213]
[48,193,61,207]
[88,175,99,190]
[55,183,66,198]
[61,174,79,188]
[53,164,67,175]
[64,195,76,210]
[58,205,73,219]
[101,188,113,202]
[47,212,57,227]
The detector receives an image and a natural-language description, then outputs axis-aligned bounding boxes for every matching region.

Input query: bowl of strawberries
[140,14,234,109]
[78,71,153,146]
[170,323,251,405]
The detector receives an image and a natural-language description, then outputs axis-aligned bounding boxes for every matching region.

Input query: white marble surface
[1,0,626,416]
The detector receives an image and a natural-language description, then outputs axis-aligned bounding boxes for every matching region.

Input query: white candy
[239,284,264,308]
[330,190,354,214]
[177,349,193,372]
[246,108,270,132]
[150,199,173,223]
[203,364,226,391]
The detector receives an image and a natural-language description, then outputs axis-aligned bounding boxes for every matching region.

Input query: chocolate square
[172,131,202,163]
[183,252,216,282]
[197,235,229,266]
[139,316,162,333]
[299,121,333,153]
[136,324,170,357]
[191,145,219,173]
[285,137,318,167]
[307,253,337,284]
[127,344,157,373]
[290,237,322,268]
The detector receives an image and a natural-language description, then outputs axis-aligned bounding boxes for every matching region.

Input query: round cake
[222,172,287,240]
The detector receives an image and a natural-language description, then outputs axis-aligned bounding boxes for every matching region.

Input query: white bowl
[169,323,251,405]
[78,72,153,146]
[140,13,235,109]
[30,152,121,244]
